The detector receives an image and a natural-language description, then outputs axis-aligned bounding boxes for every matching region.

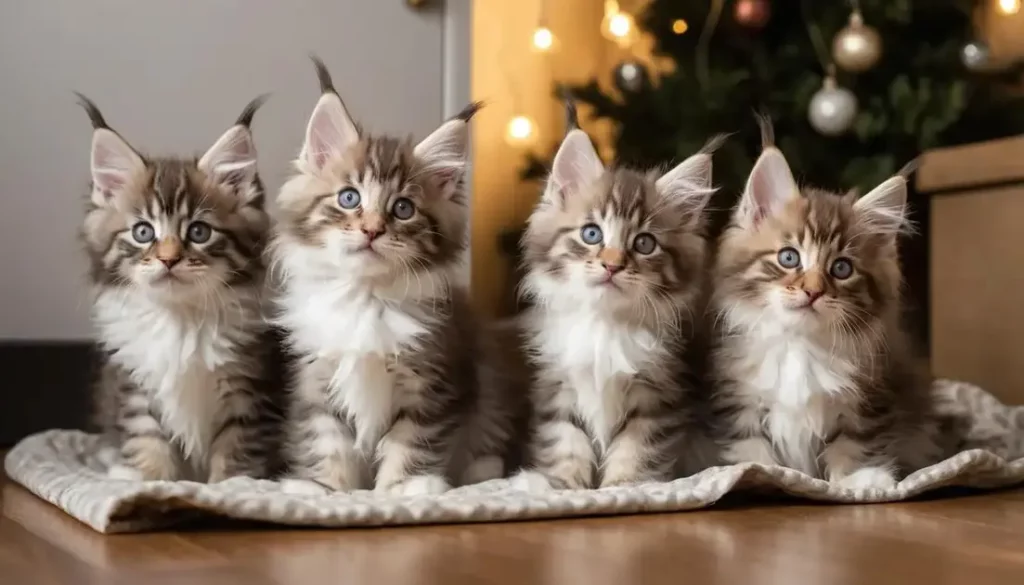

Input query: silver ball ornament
[808,76,858,136]
[614,60,648,92]
[961,40,990,71]
[833,11,882,72]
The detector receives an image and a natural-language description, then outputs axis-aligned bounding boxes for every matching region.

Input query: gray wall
[0,0,450,340]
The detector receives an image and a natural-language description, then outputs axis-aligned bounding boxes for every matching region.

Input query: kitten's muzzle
[362,227,385,242]
[154,237,183,269]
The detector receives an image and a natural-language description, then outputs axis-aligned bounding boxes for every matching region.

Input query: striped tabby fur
[273,57,519,496]
[514,105,719,491]
[707,119,941,490]
[81,94,281,482]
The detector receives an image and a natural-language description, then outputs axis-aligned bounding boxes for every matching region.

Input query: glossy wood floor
[4,471,1024,585]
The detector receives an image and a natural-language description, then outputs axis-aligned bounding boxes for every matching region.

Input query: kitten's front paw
[280,478,334,496]
[378,474,450,497]
[460,455,505,485]
[723,438,779,467]
[107,464,145,482]
[835,467,898,492]
[599,476,646,489]
[511,470,557,493]
[207,453,263,484]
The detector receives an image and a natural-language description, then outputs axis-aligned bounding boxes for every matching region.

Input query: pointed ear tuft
[454,100,484,122]
[310,54,337,95]
[656,150,716,224]
[301,95,359,170]
[199,126,258,186]
[737,147,798,227]
[853,175,911,237]
[234,93,269,128]
[559,86,580,133]
[90,128,145,205]
[755,112,775,149]
[199,96,267,186]
[300,57,359,170]
[414,112,473,197]
[75,92,110,130]
[545,129,604,204]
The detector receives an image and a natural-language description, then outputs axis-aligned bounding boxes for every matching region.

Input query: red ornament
[734,0,771,29]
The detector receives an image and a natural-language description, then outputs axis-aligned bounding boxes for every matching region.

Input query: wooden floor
[4,474,1024,585]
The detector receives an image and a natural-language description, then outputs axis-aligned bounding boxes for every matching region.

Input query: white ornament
[961,40,990,72]
[808,76,858,136]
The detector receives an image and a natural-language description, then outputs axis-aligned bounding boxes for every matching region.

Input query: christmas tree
[510,0,1024,331]
[524,0,1024,202]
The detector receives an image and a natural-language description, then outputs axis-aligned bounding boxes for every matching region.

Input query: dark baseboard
[0,342,98,447]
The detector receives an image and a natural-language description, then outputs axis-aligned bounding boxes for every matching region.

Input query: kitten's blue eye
[830,258,854,280]
[131,221,155,244]
[337,188,361,209]
[391,197,415,220]
[187,221,212,244]
[580,223,603,245]
[777,247,800,268]
[633,233,657,255]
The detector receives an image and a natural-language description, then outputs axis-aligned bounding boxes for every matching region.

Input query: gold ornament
[832,10,882,73]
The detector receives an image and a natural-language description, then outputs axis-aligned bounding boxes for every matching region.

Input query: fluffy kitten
[709,119,941,490]
[514,100,718,491]
[274,57,518,496]
[82,93,281,482]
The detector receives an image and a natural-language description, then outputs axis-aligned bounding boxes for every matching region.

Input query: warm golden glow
[998,0,1021,14]
[608,13,632,37]
[672,19,688,34]
[506,116,536,145]
[532,27,554,51]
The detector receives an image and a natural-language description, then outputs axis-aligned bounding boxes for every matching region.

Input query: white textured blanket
[5,379,1024,534]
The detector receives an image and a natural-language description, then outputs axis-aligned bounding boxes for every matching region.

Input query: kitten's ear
[77,93,145,206]
[545,129,604,204]
[853,175,909,237]
[199,94,267,186]
[656,135,723,223]
[300,56,359,170]
[414,101,482,197]
[737,147,798,227]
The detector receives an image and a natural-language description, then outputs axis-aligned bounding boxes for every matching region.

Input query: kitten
[514,99,718,491]
[273,57,518,496]
[708,118,941,490]
[82,93,282,482]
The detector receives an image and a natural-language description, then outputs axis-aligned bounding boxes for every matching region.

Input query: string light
[531,0,555,52]
[672,19,689,34]
[999,0,1021,15]
[532,27,554,51]
[609,13,632,37]
[506,115,537,146]
[601,1,636,47]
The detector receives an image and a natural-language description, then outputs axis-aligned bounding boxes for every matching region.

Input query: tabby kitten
[274,57,518,496]
[82,94,280,482]
[513,101,718,491]
[709,120,941,490]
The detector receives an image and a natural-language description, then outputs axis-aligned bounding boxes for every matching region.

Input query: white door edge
[442,0,473,288]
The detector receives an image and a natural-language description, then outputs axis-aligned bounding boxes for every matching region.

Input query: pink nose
[805,290,824,303]
[362,228,384,241]
[602,263,624,275]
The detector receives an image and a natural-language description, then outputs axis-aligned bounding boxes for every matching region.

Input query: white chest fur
[730,323,859,474]
[533,307,663,449]
[279,276,436,449]
[93,289,257,459]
